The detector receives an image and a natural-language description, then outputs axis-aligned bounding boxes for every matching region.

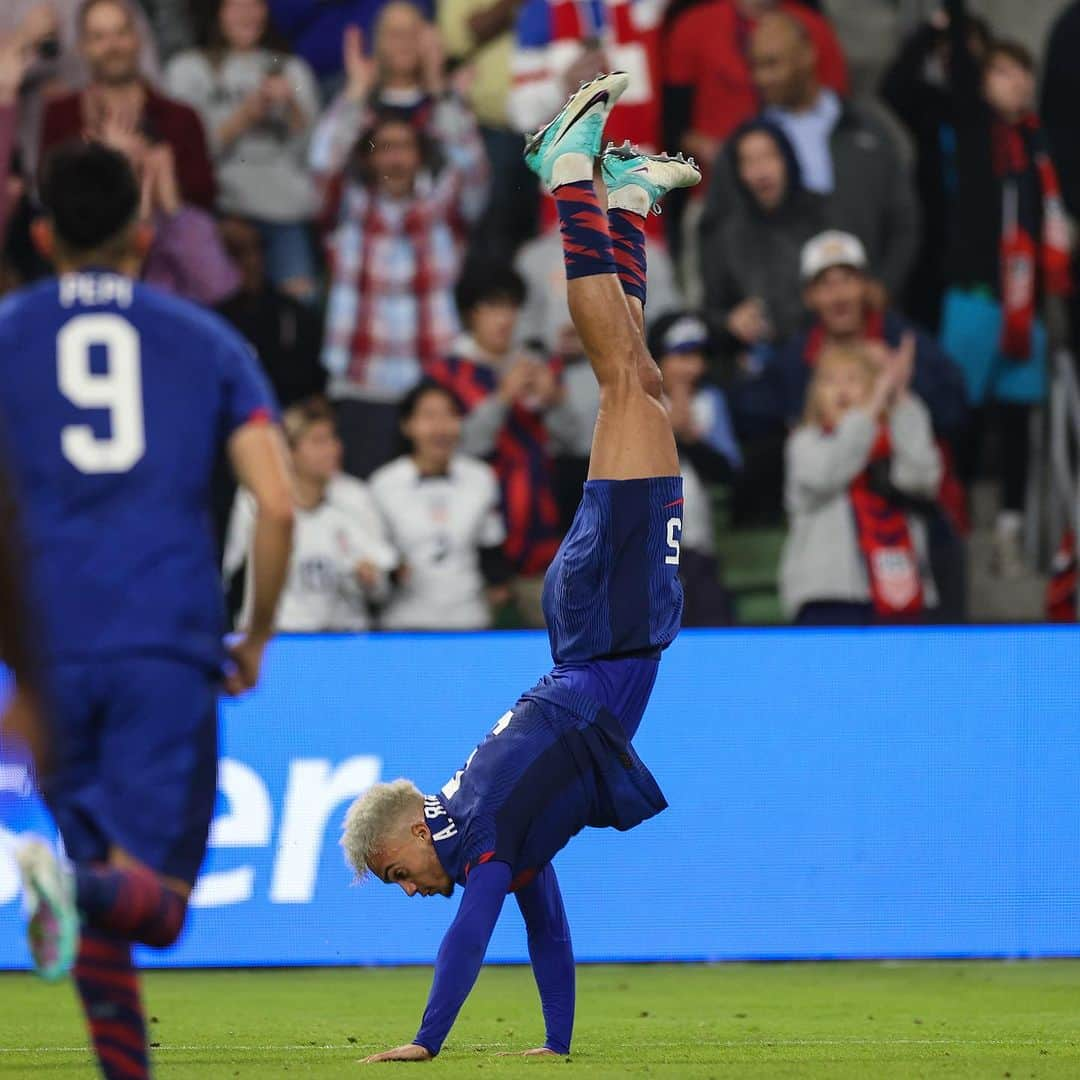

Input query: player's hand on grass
[223,633,270,696]
[361,1043,433,1063]
[496,1047,563,1058]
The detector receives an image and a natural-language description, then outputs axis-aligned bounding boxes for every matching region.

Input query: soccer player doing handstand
[342,71,701,1063]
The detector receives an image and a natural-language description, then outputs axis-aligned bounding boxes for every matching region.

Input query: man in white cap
[767,229,970,618]
[778,231,968,449]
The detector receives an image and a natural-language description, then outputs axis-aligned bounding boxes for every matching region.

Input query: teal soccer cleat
[601,141,702,213]
[17,838,78,981]
[524,72,630,189]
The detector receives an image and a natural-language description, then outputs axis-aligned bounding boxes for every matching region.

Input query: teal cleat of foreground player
[17,838,79,981]
[601,141,702,213]
[524,72,629,189]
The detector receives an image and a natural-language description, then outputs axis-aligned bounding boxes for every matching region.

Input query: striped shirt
[426,350,566,576]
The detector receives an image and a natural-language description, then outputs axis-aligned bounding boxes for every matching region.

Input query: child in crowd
[780,339,942,625]
[370,380,512,630]
[224,396,397,631]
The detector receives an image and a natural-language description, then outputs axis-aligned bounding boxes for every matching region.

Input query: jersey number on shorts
[57,313,145,474]
[665,517,682,566]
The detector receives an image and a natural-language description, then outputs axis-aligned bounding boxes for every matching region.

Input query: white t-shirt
[224,474,397,633]
[369,455,506,630]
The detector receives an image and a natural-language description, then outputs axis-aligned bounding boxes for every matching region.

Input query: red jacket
[664,0,848,144]
[40,86,216,211]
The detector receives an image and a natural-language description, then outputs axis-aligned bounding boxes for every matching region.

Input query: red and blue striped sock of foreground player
[554,180,616,280]
[73,930,149,1080]
[75,862,186,947]
[608,207,647,306]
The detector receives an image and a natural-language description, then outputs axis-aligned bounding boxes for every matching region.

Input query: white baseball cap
[800,230,868,283]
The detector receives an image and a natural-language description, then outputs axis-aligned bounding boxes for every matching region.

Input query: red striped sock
[609,208,647,306]
[75,863,186,948]
[554,181,616,281]
[74,931,149,1080]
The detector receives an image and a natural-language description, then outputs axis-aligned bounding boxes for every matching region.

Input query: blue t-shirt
[0,272,275,669]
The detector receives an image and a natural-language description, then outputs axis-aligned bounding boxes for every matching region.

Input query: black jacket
[701,119,827,344]
[879,21,956,326]
[1040,1,1080,219]
[216,287,326,409]
[943,0,1045,295]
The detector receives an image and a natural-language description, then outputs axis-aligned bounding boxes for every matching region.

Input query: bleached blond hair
[340,778,424,883]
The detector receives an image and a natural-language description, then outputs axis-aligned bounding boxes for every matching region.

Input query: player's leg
[586,144,701,480]
[526,80,697,663]
[82,658,215,1080]
[21,664,153,1080]
[23,658,217,1080]
[525,86,699,480]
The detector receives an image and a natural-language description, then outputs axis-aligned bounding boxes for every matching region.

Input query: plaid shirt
[318,96,489,399]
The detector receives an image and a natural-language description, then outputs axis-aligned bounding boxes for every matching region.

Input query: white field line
[0,1037,1077,1054]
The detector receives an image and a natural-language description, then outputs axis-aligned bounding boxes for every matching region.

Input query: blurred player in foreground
[0,458,49,775]
[342,72,700,1063]
[0,142,293,1080]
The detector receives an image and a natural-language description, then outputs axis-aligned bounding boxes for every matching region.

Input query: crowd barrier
[2,627,1079,969]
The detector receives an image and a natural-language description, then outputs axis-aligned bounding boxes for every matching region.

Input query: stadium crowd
[2,0,1078,629]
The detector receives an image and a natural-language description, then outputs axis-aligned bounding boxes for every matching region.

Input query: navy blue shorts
[542,476,684,664]
[40,656,218,885]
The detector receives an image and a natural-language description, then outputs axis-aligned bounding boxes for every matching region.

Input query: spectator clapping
[780,338,942,625]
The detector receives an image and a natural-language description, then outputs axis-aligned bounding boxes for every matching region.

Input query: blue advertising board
[2,627,1079,969]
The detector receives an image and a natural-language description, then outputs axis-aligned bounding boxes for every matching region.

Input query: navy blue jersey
[0,272,275,668]
[427,665,668,893]
[542,476,684,664]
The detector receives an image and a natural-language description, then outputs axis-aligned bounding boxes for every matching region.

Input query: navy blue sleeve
[413,860,511,1056]
[514,864,575,1054]
[215,325,279,437]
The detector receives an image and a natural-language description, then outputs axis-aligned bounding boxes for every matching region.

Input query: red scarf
[848,426,925,618]
[992,114,1071,359]
[1046,529,1077,622]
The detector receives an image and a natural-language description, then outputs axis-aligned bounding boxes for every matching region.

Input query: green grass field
[3,961,1080,1078]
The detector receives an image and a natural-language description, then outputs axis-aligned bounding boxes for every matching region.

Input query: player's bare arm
[344,72,698,1064]
[225,421,295,695]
